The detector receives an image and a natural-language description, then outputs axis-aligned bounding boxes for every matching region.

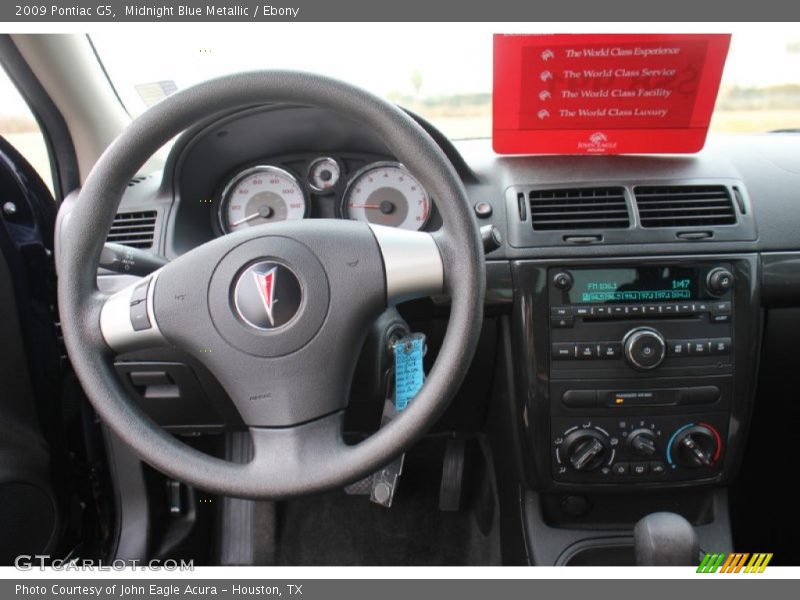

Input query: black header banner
[2,0,800,22]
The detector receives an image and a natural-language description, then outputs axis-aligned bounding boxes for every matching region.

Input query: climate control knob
[623,327,667,370]
[628,429,658,457]
[560,429,612,472]
[669,424,720,468]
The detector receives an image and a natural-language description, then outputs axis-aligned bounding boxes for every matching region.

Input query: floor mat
[275,437,502,566]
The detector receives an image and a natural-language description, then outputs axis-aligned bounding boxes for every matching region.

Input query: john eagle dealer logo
[578,131,618,153]
[233,261,302,330]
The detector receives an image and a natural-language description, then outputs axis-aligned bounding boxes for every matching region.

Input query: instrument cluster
[216,155,434,234]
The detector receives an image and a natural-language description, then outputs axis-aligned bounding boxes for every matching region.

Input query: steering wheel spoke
[99,271,167,353]
[370,225,444,304]
[247,413,348,489]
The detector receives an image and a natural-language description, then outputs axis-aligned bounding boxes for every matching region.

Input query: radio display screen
[566,267,698,304]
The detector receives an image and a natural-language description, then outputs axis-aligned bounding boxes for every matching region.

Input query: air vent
[634,185,736,228]
[107,211,157,248]
[529,187,630,231]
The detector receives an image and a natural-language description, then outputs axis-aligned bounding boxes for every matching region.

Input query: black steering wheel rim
[58,71,485,499]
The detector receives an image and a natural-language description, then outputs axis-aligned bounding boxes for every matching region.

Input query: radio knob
[706,267,734,296]
[553,271,574,291]
[623,327,666,370]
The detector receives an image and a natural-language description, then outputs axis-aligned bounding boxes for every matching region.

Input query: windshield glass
[91,24,800,140]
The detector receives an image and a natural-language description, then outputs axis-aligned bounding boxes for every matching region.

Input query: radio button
[667,340,690,356]
[551,306,572,317]
[661,304,677,314]
[552,343,576,360]
[711,301,732,314]
[611,306,626,316]
[711,301,732,323]
[678,303,693,314]
[688,340,709,354]
[628,305,643,316]
[576,343,597,359]
[599,342,622,359]
[692,302,710,313]
[575,306,591,317]
[709,338,732,355]
[550,316,574,328]
[592,305,610,317]
[643,304,659,315]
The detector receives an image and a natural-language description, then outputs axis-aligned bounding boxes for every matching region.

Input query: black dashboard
[81,102,800,559]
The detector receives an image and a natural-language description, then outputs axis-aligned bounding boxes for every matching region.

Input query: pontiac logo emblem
[233,261,301,330]
[253,267,278,327]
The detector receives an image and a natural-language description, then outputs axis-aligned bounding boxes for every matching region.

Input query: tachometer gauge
[220,166,306,232]
[307,157,341,193]
[342,162,431,231]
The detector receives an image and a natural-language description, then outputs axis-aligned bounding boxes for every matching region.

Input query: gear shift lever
[634,512,699,566]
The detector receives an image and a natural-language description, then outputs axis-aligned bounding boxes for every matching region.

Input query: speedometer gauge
[342,162,431,231]
[220,166,307,232]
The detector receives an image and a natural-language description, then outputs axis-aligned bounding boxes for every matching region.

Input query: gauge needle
[230,213,263,226]
[348,203,382,209]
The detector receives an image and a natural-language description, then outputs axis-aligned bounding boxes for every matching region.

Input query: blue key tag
[393,334,425,411]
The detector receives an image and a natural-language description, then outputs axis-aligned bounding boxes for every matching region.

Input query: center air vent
[634,185,736,228]
[528,187,630,231]
[107,211,157,248]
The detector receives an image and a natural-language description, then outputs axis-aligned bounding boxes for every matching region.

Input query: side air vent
[529,187,630,231]
[634,185,736,228]
[107,211,157,248]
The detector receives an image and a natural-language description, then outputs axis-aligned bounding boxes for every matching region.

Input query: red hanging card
[493,33,731,154]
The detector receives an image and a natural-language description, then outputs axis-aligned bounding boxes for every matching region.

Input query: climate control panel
[551,414,727,483]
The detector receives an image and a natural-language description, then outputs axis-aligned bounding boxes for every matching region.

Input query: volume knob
[623,327,667,370]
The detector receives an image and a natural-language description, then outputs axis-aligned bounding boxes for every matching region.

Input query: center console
[507,254,760,565]
[549,262,733,484]
[510,255,760,493]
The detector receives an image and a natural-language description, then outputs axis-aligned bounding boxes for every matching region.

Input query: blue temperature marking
[666,423,695,465]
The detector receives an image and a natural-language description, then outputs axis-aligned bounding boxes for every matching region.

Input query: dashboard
[72,99,800,563]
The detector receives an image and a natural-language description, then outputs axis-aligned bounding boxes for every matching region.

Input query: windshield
[91,24,800,140]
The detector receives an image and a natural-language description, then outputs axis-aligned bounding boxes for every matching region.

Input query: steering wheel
[58,71,485,498]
